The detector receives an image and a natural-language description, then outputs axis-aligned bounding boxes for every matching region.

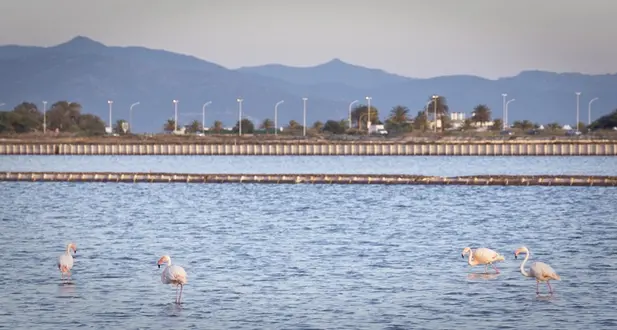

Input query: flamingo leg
[178,285,184,304]
[175,285,179,303]
[491,263,500,274]
[547,281,553,294]
[484,265,488,273]
[536,281,540,294]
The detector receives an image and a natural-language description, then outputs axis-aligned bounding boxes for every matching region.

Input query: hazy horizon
[1,0,615,80]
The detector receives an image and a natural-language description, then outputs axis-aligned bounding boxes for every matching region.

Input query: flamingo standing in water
[514,246,561,294]
[57,243,77,282]
[157,255,187,304]
[461,247,505,274]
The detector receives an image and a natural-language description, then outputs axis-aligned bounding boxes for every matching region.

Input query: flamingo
[57,243,77,282]
[461,247,505,274]
[514,246,561,294]
[157,255,187,304]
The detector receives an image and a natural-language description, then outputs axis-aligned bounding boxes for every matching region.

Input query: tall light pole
[575,92,581,132]
[501,93,507,130]
[42,101,47,134]
[302,97,308,137]
[588,97,599,126]
[505,98,516,127]
[275,100,284,136]
[129,102,140,133]
[172,100,179,132]
[365,96,372,133]
[432,95,439,132]
[237,98,243,136]
[107,100,113,133]
[202,101,212,133]
[348,100,358,129]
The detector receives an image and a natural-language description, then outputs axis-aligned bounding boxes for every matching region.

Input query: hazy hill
[1,36,615,132]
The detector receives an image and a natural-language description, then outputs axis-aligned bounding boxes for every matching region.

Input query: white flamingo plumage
[461,247,505,273]
[514,246,561,294]
[57,243,77,281]
[157,255,187,304]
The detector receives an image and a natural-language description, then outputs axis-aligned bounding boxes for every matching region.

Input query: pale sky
[0,0,615,79]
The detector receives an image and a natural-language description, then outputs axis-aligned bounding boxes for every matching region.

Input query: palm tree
[425,96,449,131]
[312,121,324,131]
[260,118,274,134]
[163,119,175,133]
[212,120,223,133]
[187,120,201,133]
[388,105,410,124]
[472,104,491,125]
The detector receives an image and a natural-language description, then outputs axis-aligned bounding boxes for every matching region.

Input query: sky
[0,0,615,79]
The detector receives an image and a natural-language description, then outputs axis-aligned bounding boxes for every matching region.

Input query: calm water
[1,156,617,329]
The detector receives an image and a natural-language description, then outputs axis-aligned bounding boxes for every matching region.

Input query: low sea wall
[1,172,616,186]
[0,142,616,156]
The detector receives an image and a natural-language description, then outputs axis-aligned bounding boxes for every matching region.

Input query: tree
[163,119,176,133]
[425,95,449,131]
[472,104,491,125]
[311,121,324,132]
[491,118,503,131]
[113,119,128,135]
[547,122,561,131]
[233,118,255,134]
[512,120,534,130]
[351,105,380,129]
[0,102,42,133]
[589,109,617,130]
[186,120,201,134]
[413,111,428,131]
[46,101,84,133]
[386,105,412,133]
[462,119,474,130]
[323,120,345,134]
[212,120,223,133]
[260,118,274,133]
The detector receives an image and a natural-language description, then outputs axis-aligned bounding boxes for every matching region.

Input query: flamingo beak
[514,252,518,259]
[158,264,161,268]
[461,254,464,258]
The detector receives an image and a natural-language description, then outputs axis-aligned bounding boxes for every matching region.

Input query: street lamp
[501,93,507,130]
[575,92,581,132]
[431,95,439,132]
[348,100,358,129]
[275,100,284,136]
[172,100,179,132]
[505,98,516,128]
[302,97,308,137]
[202,101,212,133]
[237,98,243,136]
[107,100,113,133]
[129,102,140,133]
[588,97,599,126]
[365,96,372,133]
[42,101,47,134]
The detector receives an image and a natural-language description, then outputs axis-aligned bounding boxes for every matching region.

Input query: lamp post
[501,93,507,130]
[202,101,212,133]
[172,100,179,132]
[505,99,516,128]
[237,98,243,136]
[107,100,113,133]
[129,102,140,133]
[302,97,308,137]
[575,92,581,132]
[365,96,372,133]
[588,97,599,126]
[431,95,439,132]
[275,100,284,135]
[42,101,47,134]
[348,100,358,129]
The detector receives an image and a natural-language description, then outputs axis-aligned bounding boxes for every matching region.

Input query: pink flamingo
[157,255,187,304]
[461,247,505,273]
[514,246,561,294]
[57,243,77,281]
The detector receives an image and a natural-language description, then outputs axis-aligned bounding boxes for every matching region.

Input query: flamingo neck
[65,245,72,254]
[519,251,530,277]
[467,249,477,266]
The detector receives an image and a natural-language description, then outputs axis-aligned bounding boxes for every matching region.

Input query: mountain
[1,36,615,132]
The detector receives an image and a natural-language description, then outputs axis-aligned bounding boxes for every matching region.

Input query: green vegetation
[1,97,616,138]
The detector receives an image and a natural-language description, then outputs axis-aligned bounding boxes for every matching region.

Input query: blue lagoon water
[1,156,616,329]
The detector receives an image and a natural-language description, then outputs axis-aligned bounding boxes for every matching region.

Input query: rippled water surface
[1,156,617,329]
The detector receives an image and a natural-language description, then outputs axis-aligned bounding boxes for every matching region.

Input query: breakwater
[2,172,616,186]
[0,141,616,156]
